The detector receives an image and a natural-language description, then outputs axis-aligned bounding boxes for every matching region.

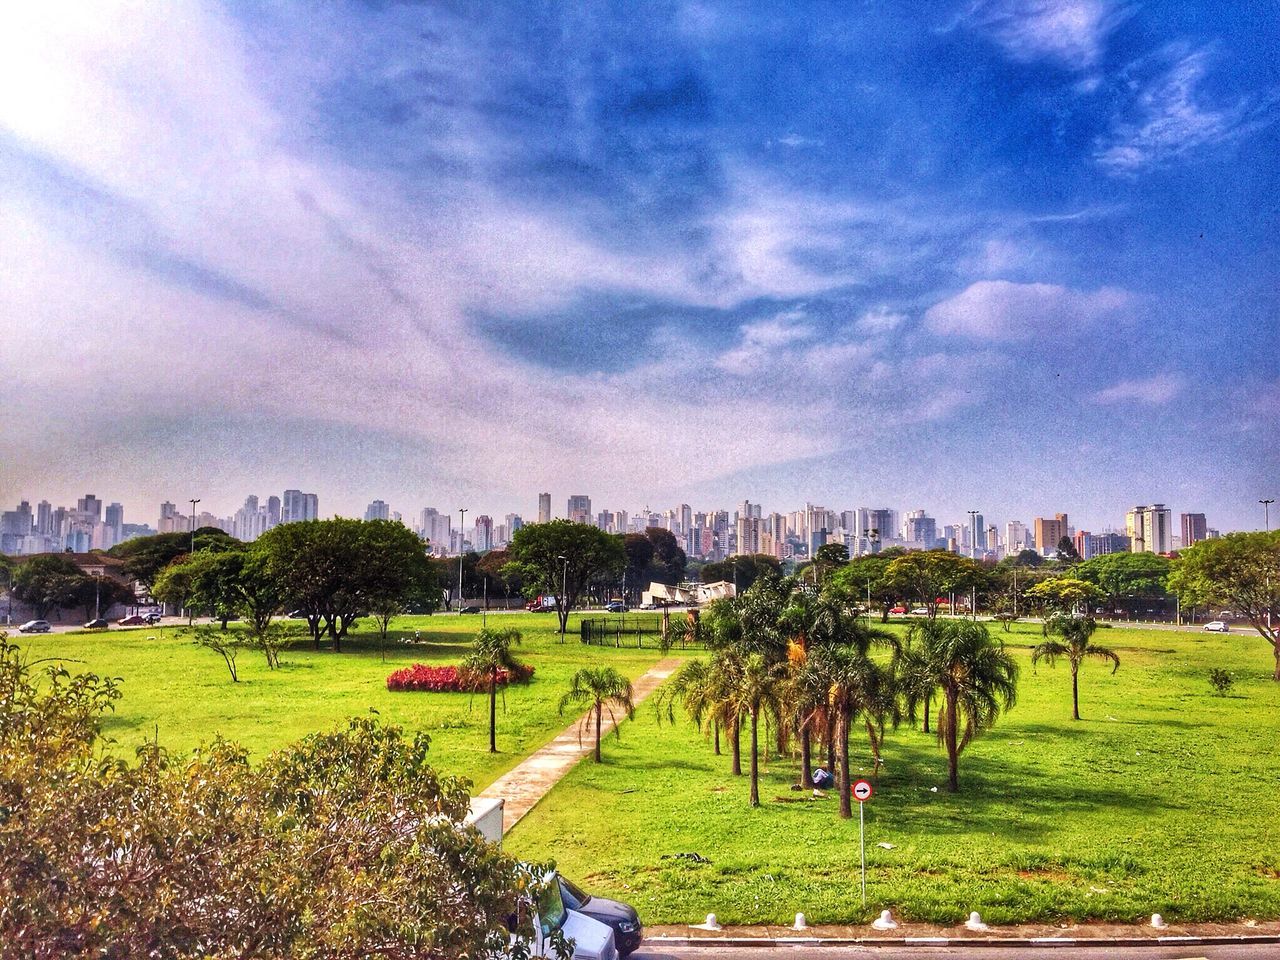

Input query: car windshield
[538,878,568,936]
[559,876,591,910]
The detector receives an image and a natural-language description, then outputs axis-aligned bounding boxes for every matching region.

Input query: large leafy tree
[697,554,782,592]
[12,555,87,620]
[503,521,625,635]
[885,550,980,620]
[1169,532,1280,679]
[826,553,900,621]
[108,528,240,589]
[645,527,688,585]
[654,657,730,755]
[1032,615,1120,720]
[558,667,635,763]
[896,619,1018,792]
[463,628,530,753]
[1024,576,1104,619]
[726,653,787,807]
[1076,552,1172,613]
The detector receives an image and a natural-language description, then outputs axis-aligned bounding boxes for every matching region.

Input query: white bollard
[1151,913,1167,929]
[965,911,989,932]
[694,913,721,931]
[872,909,898,930]
[793,913,808,931]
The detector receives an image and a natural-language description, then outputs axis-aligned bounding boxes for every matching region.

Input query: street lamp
[1262,499,1274,531]
[189,498,201,554]
[558,554,569,644]
[457,508,467,613]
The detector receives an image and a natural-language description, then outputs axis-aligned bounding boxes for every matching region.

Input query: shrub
[1208,667,1235,696]
[386,662,535,692]
[0,633,550,959]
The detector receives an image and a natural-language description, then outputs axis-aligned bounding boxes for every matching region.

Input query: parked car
[889,606,907,615]
[529,872,617,960]
[910,607,929,615]
[143,612,163,624]
[18,620,51,633]
[1204,620,1230,633]
[604,601,628,613]
[459,605,482,614]
[118,614,147,626]
[84,618,110,630]
[557,875,642,957]
[638,602,657,610]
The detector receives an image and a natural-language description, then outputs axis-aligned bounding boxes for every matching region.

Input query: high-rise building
[905,511,937,547]
[475,515,493,552]
[1005,521,1029,554]
[158,501,186,534]
[77,494,102,522]
[1181,513,1207,548]
[1127,504,1172,554]
[104,503,124,548]
[419,508,451,555]
[968,512,986,554]
[567,495,592,524]
[364,500,390,522]
[265,496,281,527]
[537,493,552,524]
[1034,514,1069,557]
[35,500,52,536]
[282,490,319,523]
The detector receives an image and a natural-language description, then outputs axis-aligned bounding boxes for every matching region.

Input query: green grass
[504,622,1280,925]
[12,613,670,790]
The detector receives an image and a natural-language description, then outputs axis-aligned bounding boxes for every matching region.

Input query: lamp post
[457,508,467,613]
[1262,499,1274,531]
[189,499,201,554]
[557,554,568,643]
[94,574,102,620]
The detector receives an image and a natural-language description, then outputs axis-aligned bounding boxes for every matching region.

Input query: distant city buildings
[1034,514,1069,557]
[1126,504,1173,554]
[364,499,390,522]
[537,492,552,524]
[1181,512,1208,548]
[567,494,592,524]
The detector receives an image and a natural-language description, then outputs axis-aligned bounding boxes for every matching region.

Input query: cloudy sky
[1,1,1276,533]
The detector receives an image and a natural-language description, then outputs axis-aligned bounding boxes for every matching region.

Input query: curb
[648,934,1280,948]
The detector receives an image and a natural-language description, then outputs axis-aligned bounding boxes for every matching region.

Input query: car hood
[577,895,641,928]
[562,909,616,960]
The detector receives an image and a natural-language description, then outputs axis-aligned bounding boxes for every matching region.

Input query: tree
[645,527,687,585]
[1014,548,1045,568]
[885,551,980,620]
[187,625,245,682]
[814,542,850,574]
[477,548,521,605]
[1169,532,1280,680]
[1077,552,1172,614]
[698,554,782,592]
[1055,536,1082,564]
[1025,577,1104,618]
[720,653,785,807]
[152,561,200,625]
[503,521,625,637]
[896,619,1018,792]
[558,667,636,763]
[11,555,84,620]
[622,534,655,601]
[108,528,239,589]
[654,657,729,755]
[463,628,530,753]
[70,575,134,622]
[0,634,550,958]
[1032,615,1119,720]
[826,554,898,621]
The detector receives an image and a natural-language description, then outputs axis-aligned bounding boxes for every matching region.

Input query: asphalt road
[634,942,1276,960]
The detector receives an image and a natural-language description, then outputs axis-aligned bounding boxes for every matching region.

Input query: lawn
[11,612,671,790]
[504,621,1280,925]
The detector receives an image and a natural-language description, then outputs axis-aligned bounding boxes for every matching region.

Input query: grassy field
[505,621,1280,925]
[11,612,670,790]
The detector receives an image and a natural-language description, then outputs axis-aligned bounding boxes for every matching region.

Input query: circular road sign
[852,779,873,803]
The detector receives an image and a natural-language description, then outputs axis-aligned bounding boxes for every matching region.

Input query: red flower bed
[386,663,534,692]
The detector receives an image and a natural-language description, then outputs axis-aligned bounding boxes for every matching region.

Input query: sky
[1,1,1277,534]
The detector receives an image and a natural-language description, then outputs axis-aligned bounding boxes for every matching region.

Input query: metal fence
[579,613,705,649]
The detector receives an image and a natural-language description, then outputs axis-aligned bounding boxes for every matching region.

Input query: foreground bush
[387,662,536,693]
[0,634,543,959]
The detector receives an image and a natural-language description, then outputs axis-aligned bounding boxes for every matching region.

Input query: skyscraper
[1181,512,1207,548]
[364,499,390,521]
[1005,520,1028,553]
[1127,504,1172,554]
[475,515,493,551]
[1034,514,1069,557]
[537,493,552,524]
[567,495,592,524]
[104,502,124,548]
[77,494,102,522]
[283,490,320,523]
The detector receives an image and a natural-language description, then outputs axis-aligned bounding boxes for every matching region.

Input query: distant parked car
[1204,620,1230,633]
[459,605,481,614]
[910,607,929,615]
[889,606,907,615]
[84,618,109,630]
[638,602,657,610]
[143,612,163,624]
[287,610,309,619]
[118,614,147,626]
[604,601,628,613]
[557,874,643,957]
[18,620,51,633]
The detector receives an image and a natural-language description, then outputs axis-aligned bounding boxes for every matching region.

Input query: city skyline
[2,4,1276,533]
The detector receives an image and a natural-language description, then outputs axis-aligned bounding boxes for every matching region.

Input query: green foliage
[1208,667,1235,696]
[1076,552,1172,608]
[825,554,898,620]
[0,632,541,958]
[885,550,981,619]
[11,554,85,619]
[108,527,240,588]
[697,554,782,592]
[559,666,636,762]
[1169,532,1280,678]
[1032,616,1120,720]
[186,624,246,682]
[504,521,626,632]
[1024,576,1104,614]
[645,527,688,585]
[464,627,531,753]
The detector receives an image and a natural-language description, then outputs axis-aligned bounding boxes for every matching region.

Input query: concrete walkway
[478,657,682,833]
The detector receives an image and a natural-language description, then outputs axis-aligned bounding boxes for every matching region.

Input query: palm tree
[559,667,635,762]
[654,656,730,754]
[462,627,527,753]
[897,619,1018,792]
[725,652,788,807]
[1032,614,1119,720]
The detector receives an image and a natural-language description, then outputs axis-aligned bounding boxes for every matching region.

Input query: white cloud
[854,307,907,335]
[1091,373,1184,405]
[1095,46,1268,174]
[924,279,1132,340]
[968,0,1125,70]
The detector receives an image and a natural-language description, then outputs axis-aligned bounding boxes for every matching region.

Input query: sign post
[852,779,873,905]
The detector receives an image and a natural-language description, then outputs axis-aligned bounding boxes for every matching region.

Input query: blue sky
[0,1,1276,533]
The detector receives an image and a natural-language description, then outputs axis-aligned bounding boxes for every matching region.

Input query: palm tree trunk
[594,702,603,762]
[488,671,497,753]
[1072,664,1080,720]
[800,726,813,787]
[837,711,852,819]
[731,715,742,775]
[865,718,883,774]
[713,719,720,756]
[749,709,760,807]
[945,689,960,792]
[923,693,931,733]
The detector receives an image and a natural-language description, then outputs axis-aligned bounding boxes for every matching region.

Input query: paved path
[479,657,682,832]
